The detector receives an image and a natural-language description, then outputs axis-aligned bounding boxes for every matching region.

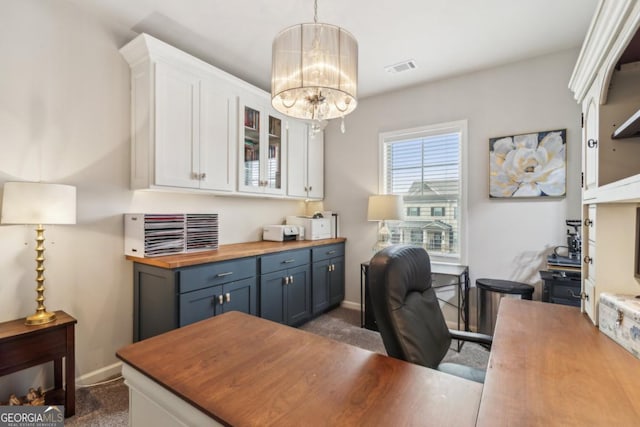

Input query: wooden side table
[0,311,77,417]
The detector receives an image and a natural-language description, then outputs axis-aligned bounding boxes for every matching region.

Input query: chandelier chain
[314,0,318,23]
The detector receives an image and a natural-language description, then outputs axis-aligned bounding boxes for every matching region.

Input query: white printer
[286,216,332,240]
[263,225,301,242]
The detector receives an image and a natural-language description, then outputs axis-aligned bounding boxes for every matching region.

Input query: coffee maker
[566,219,581,260]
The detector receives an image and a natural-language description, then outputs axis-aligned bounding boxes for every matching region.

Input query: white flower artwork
[489,129,566,198]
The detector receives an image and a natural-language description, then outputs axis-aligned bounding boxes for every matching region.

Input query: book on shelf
[244,108,259,131]
[269,117,281,136]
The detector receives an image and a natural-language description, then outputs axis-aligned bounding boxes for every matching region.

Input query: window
[407,207,421,216]
[379,120,467,263]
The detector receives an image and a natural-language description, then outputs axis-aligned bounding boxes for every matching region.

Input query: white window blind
[380,121,466,262]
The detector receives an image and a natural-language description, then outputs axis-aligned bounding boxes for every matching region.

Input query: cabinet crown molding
[569,0,637,103]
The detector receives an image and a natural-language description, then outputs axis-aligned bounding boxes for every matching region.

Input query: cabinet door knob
[583,256,593,264]
[309,186,312,191]
[583,218,593,227]
[201,173,207,180]
[218,294,224,305]
[290,275,294,284]
[587,139,598,148]
[284,276,289,285]
[225,293,231,303]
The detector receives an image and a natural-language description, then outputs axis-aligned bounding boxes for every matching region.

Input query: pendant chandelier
[271,0,358,133]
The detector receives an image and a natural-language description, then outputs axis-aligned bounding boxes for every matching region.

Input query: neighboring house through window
[379,120,467,263]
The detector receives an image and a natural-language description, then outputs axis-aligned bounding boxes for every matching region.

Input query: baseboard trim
[340,300,360,311]
[76,361,123,387]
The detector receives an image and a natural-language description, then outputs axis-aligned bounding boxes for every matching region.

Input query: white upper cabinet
[121,34,237,193]
[238,91,287,195]
[199,76,237,192]
[570,0,640,203]
[121,33,322,199]
[287,121,324,200]
[582,82,600,199]
[570,0,640,324]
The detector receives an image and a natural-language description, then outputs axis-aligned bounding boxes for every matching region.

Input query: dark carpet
[63,307,489,425]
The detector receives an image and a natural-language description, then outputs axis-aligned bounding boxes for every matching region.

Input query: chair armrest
[449,329,493,347]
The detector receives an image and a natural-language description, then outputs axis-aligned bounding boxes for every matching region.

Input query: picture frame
[489,129,567,198]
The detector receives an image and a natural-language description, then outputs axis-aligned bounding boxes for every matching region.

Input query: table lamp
[1,182,77,325]
[367,195,403,253]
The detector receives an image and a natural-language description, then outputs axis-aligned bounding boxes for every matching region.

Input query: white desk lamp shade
[367,195,402,221]
[1,182,76,225]
[368,195,402,254]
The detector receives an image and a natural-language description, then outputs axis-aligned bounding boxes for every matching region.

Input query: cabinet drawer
[178,257,256,293]
[550,283,581,301]
[312,244,344,262]
[550,296,581,307]
[260,249,310,274]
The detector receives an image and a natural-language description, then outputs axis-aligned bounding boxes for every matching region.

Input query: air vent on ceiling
[385,59,417,74]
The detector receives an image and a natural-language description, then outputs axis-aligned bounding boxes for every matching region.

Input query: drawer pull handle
[583,218,593,227]
[218,295,224,305]
[217,272,233,277]
[587,139,598,148]
[568,290,581,300]
[583,256,592,265]
[283,259,296,264]
[225,293,231,303]
[328,250,336,254]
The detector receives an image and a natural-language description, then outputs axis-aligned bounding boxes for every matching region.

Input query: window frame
[378,120,468,265]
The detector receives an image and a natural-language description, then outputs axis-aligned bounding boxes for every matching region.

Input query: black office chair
[369,244,492,383]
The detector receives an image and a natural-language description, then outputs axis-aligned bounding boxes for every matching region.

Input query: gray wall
[323,49,582,316]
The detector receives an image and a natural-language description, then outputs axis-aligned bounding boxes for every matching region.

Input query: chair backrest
[369,244,451,369]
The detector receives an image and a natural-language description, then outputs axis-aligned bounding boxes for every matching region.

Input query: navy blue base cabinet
[133,257,257,341]
[132,241,345,341]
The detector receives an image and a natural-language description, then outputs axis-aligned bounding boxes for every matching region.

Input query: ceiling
[68,0,599,99]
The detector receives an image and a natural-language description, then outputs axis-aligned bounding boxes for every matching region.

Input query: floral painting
[489,129,566,198]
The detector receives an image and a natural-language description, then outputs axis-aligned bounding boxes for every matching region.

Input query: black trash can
[476,278,534,335]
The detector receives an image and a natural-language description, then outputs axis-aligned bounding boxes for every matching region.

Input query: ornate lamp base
[25,310,57,326]
[24,224,56,326]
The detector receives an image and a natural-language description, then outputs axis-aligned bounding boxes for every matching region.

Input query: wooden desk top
[117,311,482,426]
[0,311,76,341]
[126,238,346,269]
[477,299,640,426]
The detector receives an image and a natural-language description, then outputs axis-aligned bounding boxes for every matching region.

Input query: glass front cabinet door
[239,94,286,195]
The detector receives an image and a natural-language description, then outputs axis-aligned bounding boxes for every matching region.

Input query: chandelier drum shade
[271,1,358,127]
